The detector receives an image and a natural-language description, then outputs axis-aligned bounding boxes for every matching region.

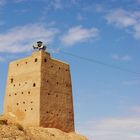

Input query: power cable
[58,50,140,75]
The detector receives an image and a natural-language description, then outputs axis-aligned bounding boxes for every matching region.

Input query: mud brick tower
[4,43,74,132]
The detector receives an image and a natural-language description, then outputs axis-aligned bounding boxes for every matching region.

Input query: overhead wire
[58,50,140,75]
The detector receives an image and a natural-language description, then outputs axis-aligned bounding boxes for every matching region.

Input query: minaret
[4,42,75,132]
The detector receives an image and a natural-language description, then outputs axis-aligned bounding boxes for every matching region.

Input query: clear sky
[0,0,140,140]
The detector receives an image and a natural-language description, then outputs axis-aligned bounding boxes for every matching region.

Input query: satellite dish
[33,41,47,51]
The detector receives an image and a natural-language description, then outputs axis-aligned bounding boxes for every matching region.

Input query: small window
[25,109,27,112]
[56,114,59,116]
[21,92,24,94]
[33,83,36,87]
[31,108,33,110]
[10,78,13,83]
[66,84,68,87]
[25,62,28,64]
[56,95,58,97]
[51,65,53,68]
[35,58,37,62]
[9,94,11,97]
[17,64,19,66]
[56,82,59,85]
[28,91,30,94]
[46,80,49,83]
[46,111,49,114]
[59,67,61,70]
[15,93,17,95]
[16,103,19,106]
[13,84,15,87]
[44,58,47,62]
[19,83,20,86]
[31,101,33,104]
[23,101,25,104]
[48,93,50,95]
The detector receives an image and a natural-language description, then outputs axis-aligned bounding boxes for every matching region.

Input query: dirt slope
[0,123,88,140]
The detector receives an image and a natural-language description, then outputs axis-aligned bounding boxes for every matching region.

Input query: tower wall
[40,52,75,132]
[4,51,42,126]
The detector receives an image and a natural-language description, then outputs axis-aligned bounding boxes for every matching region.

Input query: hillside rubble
[0,116,88,140]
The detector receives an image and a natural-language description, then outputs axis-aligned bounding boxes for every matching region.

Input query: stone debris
[0,117,88,140]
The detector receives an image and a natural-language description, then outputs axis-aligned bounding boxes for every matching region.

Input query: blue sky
[0,0,140,139]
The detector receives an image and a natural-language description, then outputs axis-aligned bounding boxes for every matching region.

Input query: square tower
[4,50,75,132]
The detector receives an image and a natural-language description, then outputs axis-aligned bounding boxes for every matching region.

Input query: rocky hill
[0,117,88,140]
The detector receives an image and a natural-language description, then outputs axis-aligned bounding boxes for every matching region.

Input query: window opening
[35,58,37,62]
[33,83,36,87]
[44,58,47,62]
[10,78,13,83]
